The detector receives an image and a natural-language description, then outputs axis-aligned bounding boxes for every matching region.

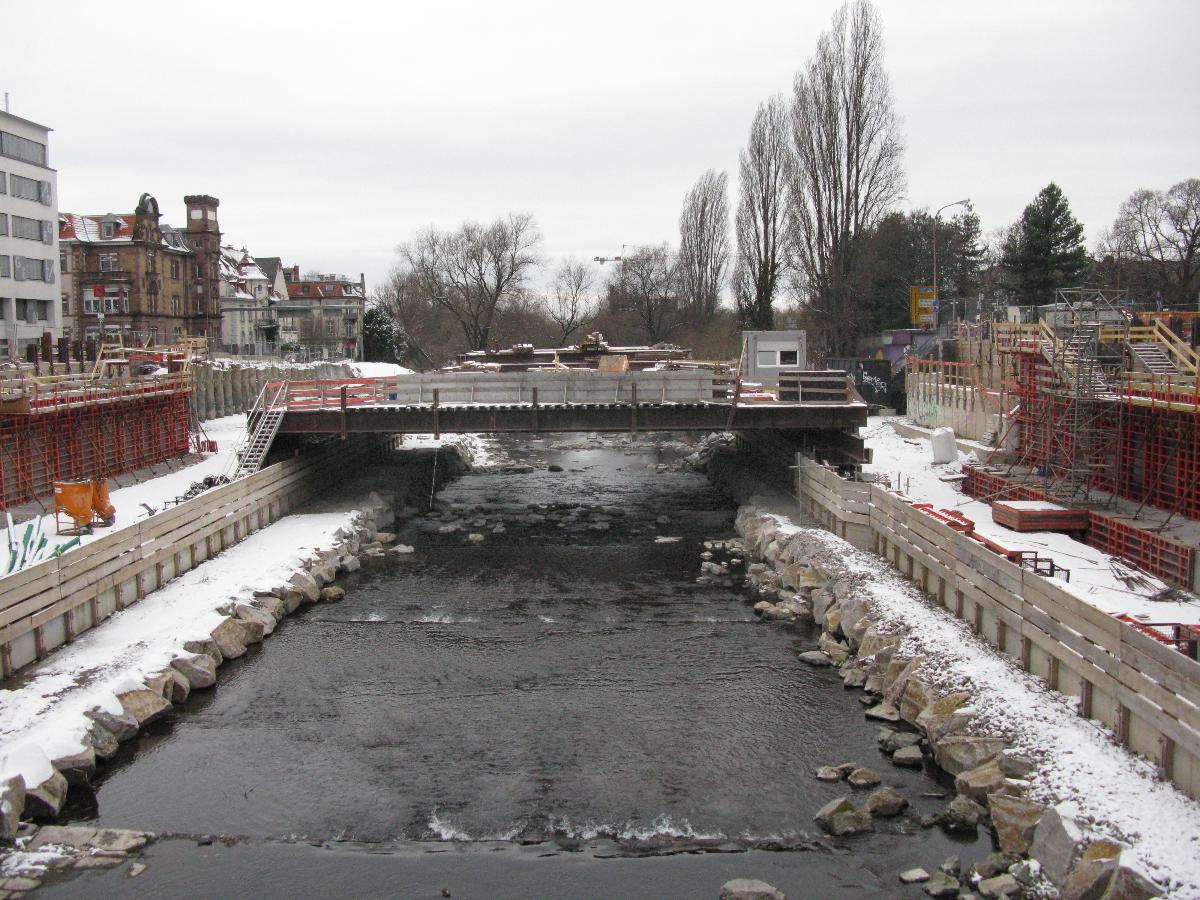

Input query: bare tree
[606,244,681,344]
[372,266,454,369]
[734,95,792,331]
[400,212,543,351]
[789,0,905,355]
[542,257,597,344]
[1107,179,1200,307]
[678,170,730,321]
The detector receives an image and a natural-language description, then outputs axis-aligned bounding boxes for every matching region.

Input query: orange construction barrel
[91,478,116,525]
[54,481,94,532]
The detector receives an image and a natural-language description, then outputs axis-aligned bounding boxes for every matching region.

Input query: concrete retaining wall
[793,454,1200,800]
[906,379,1002,444]
[190,361,361,422]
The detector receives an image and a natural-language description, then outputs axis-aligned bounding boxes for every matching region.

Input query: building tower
[183,195,221,342]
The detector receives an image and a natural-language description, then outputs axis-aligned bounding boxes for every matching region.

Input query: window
[9,173,42,202]
[756,350,777,368]
[17,299,49,323]
[0,256,9,278]
[99,252,119,272]
[61,294,70,317]
[101,222,115,239]
[42,259,55,284]
[779,350,798,366]
[0,171,5,193]
[170,258,180,279]
[147,251,156,274]
[172,294,180,315]
[12,216,42,241]
[59,248,68,272]
[0,214,6,236]
[325,318,337,336]
[190,209,203,220]
[0,131,48,166]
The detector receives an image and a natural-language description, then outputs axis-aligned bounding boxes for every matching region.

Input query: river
[47,435,983,898]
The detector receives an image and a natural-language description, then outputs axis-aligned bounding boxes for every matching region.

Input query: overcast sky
[7,0,1198,292]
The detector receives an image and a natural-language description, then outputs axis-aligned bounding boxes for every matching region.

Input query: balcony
[80,270,133,283]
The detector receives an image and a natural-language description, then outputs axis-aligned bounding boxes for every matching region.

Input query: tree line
[367,1,1200,368]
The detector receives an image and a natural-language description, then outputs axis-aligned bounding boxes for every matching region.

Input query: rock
[915,690,973,740]
[85,707,139,743]
[235,603,276,635]
[797,650,832,667]
[823,605,843,636]
[978,874,1020,898]
[320,586,346,602]
[941,794,987,835]
[719,878,786,900]
[940,856,961,876]
[467,533,485,543]
[833,762,859,777]
[143,670,173,700]
[85,724,120,760]
[24,769,69,819]
[972,852,1019,880]
[812,796,873,836]
[846,767,881,788]
[997,749,1036,779]
[0,776,25,841]
[933,734,1006,776]
[1099,863,1162,900]
[955,758,1005,802]
[288,570,322,603]
[171,653,218,690]
[340,555,362,572]
[254,595,287,622]
[210,617,249,659]
[752,601,773,614]
[882,655,922,700]
[129,862,148,877]
[182,638,224,666]
[282,589,306,613]
[117,689,171,727]
[817,633,850,663]
[1009,859,1041,886]
[311,564,337,586]
[51,748,96,786]
[922,872,961,897]
[1028,804,1085,887]
[374,532,396,544]
[899,868,930,883]
[987,793,1046,856]
[864,702,900,722]
[842,668,868,689]
[899,678,935,725]
[1062,841,1122,900]
[878,728,922,754]
[91,828,153,853]
[891,744,924,768]
[29,825,151,853]
[866,786,908,817]
[814,766,842,782]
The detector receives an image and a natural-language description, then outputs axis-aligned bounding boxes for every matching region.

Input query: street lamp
[933,199,970,328]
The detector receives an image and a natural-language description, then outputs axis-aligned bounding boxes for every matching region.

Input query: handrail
[1153,319,1200,375]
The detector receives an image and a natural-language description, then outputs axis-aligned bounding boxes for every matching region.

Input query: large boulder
[977,874,1021,898]
[922,871,960,897]
[856,628,901,661]
[210,617,249,659]
[84,707,138,743]
[915,691,973,741]
[1062,841,1122,900]
[987,793,1045,855]
[254,595,287,622]
[24,769,69,820]
[719,879,786,900]
[1098,863,1162,900]
[321,587,346,602]
[288,570,321,603]
[182,638,223,666]
[899,678,935,725]
[940,794,987,835]
[866,786,908,817]
[813,796,874,836]
[85,724,120,760]
[1028,805,1085,887]
[933,734,1006,776]
[235,603,277,636]
[954,758,1005,802]
[891,744,925,768]
[817,633,850,663]
[51,747,96,786]
[117,689,171,727]
[0,776,25,841]
[846,767,881,788]
[171,653,217,690]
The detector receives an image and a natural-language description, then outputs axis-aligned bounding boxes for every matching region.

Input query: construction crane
[593,244,631,266]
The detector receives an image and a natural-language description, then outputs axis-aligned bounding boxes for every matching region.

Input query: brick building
[59,193,223,345]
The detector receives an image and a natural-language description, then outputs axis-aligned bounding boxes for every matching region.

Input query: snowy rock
[254,595,287,622]
[183,638,224,666]
[51,748,96,786]
[798,650,832,667]
[846,767,881,788]
[24,768,69,819]
[288,570,321,603]
[171,653,217,690]
[1098,863,1162,899]
[866,786,908,817]
[955,758,1005,802]
[311,564,337,586]
[85,724,120,760]
[899,868,929,883]
[0,776,24,840]
[85,707,139,743]
[977,874,1020,898]
[891,744,924,768]
[719,878,786,900]
[340,554,362,572]
[236,603,276,636]
[856,627,900,660]
[118,689,172,727]
[997,750,1036,779]
[210,617,249,659]
[813,796,873,836]
[1061,841,1122,900]
[1028,805,1085,887]
[321,586,346,602]
[921,872,960,897]
[986,793,1045,856]
[933,735,1006,776]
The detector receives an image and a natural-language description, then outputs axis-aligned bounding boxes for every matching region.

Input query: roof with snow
[60,212,192,253]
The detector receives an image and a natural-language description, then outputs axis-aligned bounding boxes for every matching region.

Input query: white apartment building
[0,109,60,359]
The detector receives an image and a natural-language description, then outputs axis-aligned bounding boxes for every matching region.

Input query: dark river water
[50,436,983,898]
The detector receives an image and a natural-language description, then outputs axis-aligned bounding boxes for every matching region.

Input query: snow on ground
[862,416,1200,622]
[4,415,249,569]
[756,510,1200,896]
[348,361,413,377]
[0,512,354,787]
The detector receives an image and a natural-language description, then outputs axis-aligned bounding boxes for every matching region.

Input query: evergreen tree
[1001,183,1089,305]
[361,303,399,363]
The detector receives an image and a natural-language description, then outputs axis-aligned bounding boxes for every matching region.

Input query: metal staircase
[234,382,288,479]
[1128,341,1179,376]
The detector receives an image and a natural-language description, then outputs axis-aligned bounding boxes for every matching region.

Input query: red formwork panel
[0,392,190,510]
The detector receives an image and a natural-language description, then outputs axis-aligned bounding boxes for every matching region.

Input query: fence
[0,439,376,678]
[793,454,1200,799]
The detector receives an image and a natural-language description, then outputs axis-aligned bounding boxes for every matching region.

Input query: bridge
[239,369,870,473]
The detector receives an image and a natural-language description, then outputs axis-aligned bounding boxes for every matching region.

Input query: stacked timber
[778,370,851,403]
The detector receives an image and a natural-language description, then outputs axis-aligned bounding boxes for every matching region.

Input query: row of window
[0,131,48,167]
[1,172,52,205]
[2,214,54,243]
[0,298,51,323]
[0,254,55,282]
